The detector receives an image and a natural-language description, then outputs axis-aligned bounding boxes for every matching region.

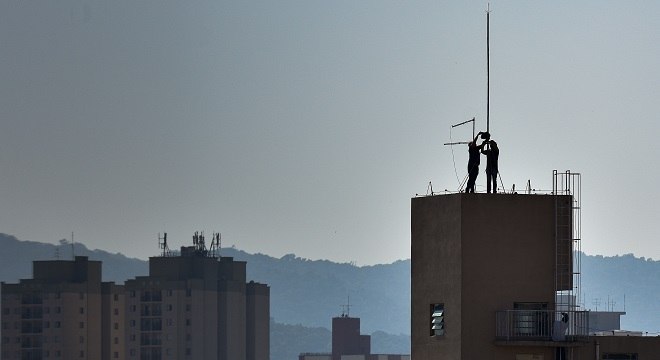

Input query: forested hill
[1,233,658,337]
[0,233,409,335]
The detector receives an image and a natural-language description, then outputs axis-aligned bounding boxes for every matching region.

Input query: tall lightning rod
[486,3,491,134]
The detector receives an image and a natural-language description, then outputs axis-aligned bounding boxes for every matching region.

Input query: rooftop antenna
[340,296,351,317]
[158,232,170,257]
[443,117,476,146]
[486,3,491,134]
[209,232,221,258]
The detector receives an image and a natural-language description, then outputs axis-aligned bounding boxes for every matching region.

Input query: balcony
[495,310,589,345]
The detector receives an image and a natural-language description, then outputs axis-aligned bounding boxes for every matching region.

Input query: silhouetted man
[465,133,485,193]
[481,140,499,193]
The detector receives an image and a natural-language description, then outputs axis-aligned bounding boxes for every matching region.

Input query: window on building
[167,304,173,311]
[54,321,61,328]
[79,307,84,314]
[167,289,173,296]
[114,308,119,316]
[79,350,84,358]
[79,322,84,329]
[185,348,191,356]
[44,307,50,314]
[114,322,119,330]
[113,294,118,301]
[114,337,119,344]
[79,336,84,344]
[79,293,84,300]
[130,320,136,327]
[602,354,638,360]
[185,304,191,312]
[55,307,61,314]
[114,352,119,358]
[431,303,445,336]
[186,289,191,297]
[185,319,191,326]
[44,321,50,328]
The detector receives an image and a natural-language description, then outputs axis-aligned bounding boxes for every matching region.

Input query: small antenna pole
[340,295,352,317]
[71,231,75,259]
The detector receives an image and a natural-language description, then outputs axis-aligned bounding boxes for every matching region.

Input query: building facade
[411,192,660,359]
[1,236,269,360]
[300,314,409,360]
[124,242,269,360]
[1,256,124,360]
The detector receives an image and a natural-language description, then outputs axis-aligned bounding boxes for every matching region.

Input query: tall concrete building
[411,172,660,359]
[1,256,124,360]
[124,233,269,360]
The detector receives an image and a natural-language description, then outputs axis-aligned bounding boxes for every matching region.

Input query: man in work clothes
[465,132,485,193]
[481,140,499,193]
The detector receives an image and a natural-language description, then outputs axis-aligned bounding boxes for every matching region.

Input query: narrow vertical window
[431,303,445,336]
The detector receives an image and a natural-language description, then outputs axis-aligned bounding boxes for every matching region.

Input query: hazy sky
[1,1,658,265]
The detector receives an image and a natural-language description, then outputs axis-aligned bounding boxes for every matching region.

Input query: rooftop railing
[495,310,589,343]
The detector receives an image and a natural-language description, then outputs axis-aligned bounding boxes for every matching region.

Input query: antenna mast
[486,3,491,134]
[158,232,170,257]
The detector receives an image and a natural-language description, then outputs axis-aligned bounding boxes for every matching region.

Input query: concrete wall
[246,282,270,360]
[412,194,570,360]
[461,194,558,359]
[411,194,463,360]
[575,336,660,359]
[588,311,625,333]
[1,257,110,360]
[102,283,125,360]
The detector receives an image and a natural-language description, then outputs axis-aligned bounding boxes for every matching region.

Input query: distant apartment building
[124,233,269,360]
[1,233,269,360]
[299,313,409,360]
[1,256,124,360]
[411,172,660,359]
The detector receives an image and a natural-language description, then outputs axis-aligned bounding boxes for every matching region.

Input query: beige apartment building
[1,256,124,360]
[1,234,269,360]
[124,238,269,360]
[411,173,660,359]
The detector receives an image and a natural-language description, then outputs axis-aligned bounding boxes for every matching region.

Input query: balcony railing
[496,310,589,342]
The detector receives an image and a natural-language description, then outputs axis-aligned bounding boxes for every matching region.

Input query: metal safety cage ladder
[553,170,582,314]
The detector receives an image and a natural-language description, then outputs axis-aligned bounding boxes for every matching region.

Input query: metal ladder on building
[553,170,582,312]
